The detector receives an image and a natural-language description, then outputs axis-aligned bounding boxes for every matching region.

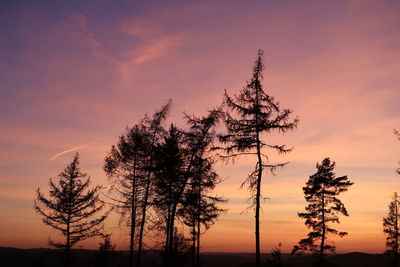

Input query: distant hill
[0,247,395,267]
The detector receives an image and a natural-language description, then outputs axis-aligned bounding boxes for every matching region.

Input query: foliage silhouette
[104,101,170,267]
[136,101,171,266]
[383,192,400,267]
[97,233,116,267]
[178,156,226,267]
[215,50,298,267]
[34,153,109,266]
[292,158,353,266]
[153,109,221,267]
[104,123,149,267]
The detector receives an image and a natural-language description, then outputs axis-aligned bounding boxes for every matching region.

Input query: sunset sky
[1,0,400,254]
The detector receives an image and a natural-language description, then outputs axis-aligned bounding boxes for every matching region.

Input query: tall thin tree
[104,124,149,267]
[178,156,226,267]
[34,153,109,266]
[137,101,170,266]
[292,158,353,266]
[384,192,400,267]
[153,124,186,267]
[216,50,298,266]
[153,109,220,267]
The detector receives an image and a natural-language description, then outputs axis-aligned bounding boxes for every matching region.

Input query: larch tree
[153,109,220,267]
[215,50,298,266]
[152,124,187,266]
[34,153,109,266]
[292,158,353,265]
[136,101,170,266]
[104,124,149,267]
[383,192,400,267]
[178,156,226,267]
[104,102,170,267]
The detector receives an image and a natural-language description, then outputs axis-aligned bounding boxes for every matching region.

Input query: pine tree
[292,158,353,265]
[383,192,400,267]
[34,153,109,266]
[216,50,298,266]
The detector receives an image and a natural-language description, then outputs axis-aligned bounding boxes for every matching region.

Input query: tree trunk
[66,219,71,267]
[255,149,262,267]
[395,198,398,267]
[129,163,137,267]
[137,173,151,267]
[196,216,201,267]
[168,204,178,267]
[320,192,325,265]
[254,74,263,267]
[191,219,196,267]
[138,135,157,266]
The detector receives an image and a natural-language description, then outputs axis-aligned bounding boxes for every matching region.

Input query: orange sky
[0,0,400,253]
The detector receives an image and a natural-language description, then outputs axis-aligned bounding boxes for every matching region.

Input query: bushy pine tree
[383,192,400,267]
[34,153,109,265]
[292,158,353,265]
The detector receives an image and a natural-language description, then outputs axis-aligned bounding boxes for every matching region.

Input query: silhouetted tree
[292,158,353,266]
[104,124,150,267]
[97,233,116,267]
[104,102,170,267]
[384,192,400,267]
[178,156,226,267]
[267,242,282,267]
[215,50,298,267]
[34,153,109,266]
[153,124,186,267]
[153,109,220,267]
[137,101,170,266]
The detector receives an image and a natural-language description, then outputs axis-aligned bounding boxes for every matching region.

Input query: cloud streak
[49,137,102,161]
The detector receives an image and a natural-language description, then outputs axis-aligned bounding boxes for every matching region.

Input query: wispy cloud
[61,14,117,64]
[49,138,102,160]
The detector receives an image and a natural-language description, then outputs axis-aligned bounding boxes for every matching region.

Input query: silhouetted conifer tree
[267,242,282,267]
[34,153,109,266]
[215,50,298,267]
[178,156,226,267]
[153,109,220,267]
[292,158,353,266]
[137,101,170,266]
[104,124,149,267]
[383,192,400,267]
[98,233,116,267]
[153,124,186,267]
[104,102,170,267]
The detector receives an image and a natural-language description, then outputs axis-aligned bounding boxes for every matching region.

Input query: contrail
[49,138,102,161]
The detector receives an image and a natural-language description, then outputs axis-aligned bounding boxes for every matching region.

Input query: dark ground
[0,247,395,267]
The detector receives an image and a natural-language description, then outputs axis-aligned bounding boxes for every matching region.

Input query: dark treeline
[32,52,400,267]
